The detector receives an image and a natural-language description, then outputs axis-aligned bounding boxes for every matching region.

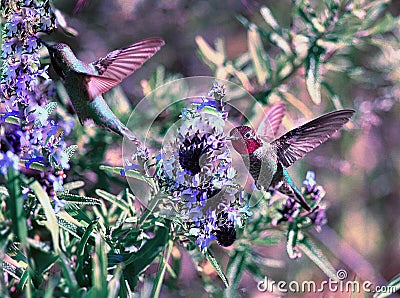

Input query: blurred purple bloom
[6,19,20,37]
[276,198,300,224]
[0,151,19,176]
[308,208,327,228]
[26,36,38,53]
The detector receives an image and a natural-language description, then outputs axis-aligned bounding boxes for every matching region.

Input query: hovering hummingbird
[229,105,355,211]
[42,38,165,145]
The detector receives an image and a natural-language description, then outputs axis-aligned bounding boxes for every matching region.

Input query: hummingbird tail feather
[277,181,311,211]
[276,168,311,211]
[291,184,311,211]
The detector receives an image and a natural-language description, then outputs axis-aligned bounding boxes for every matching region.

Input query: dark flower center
[179,133,211,175]
[213,211,236,247]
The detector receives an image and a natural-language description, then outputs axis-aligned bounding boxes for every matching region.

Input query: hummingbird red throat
[229,108,355,211]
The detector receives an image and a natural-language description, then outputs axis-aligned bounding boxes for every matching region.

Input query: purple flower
[6,18,20,37]
[1,0,71,211]
[308,208,327,228]
[152,83,250,249]
[303,170,325,201]
[276,198,300,224]
[0,151,19,176]
[26,36,38,53]
[1,39,14,58]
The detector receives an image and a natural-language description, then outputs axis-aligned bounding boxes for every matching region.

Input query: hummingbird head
[229,126,262,154]
[42,42,75,79]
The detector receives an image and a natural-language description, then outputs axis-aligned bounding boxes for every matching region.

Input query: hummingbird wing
[271,109,355,168]
[86,37,165,100]
[257,103,286,140]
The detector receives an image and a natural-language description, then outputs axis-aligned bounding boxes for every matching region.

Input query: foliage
[0,0,399,297]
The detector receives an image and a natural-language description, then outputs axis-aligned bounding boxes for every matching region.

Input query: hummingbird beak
[226,136,239,141]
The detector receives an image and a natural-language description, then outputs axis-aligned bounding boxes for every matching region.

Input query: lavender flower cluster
[275,171,327,229]
[154,83,251,250]
[1,0,74,211]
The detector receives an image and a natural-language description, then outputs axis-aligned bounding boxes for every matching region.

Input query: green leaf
[107,264,124,298]
[298,236,337,281]
[59,193,101,206]
[58,253,81,298]
[28,246,58,287]
[2,260,23,280]
[19,159,47,171]
[150,239,174,298]
[248,25,270,85]
[225,250,248,291]
[373,273,400,298]
[65,145,78,160]
[2,114,20,125]
[99,165,155,189]
[6,167,27,245]
[369,13,399,35]
[31,182,60,253]
[195,35,225,66]
[306,46,323,105]
[57,215,82,239]
[75,220,98,286]
[204,250,229,288]
[260,6,280,31]
[63,180,85,191]
[321,81,344,110]
[121,223,170,289]
[252,232,282,246]
[95,189,129,212]
[44,102,57,115]
[86,234,108,298]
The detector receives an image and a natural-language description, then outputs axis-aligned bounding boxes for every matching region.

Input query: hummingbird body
[230,108,355,211]
[44,38,165,144]
[247,142,277,188]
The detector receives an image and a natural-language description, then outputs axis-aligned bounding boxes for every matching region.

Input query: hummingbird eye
[244,131,252,139]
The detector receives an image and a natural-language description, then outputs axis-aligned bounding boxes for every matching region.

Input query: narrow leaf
[107,264,124,298]
[65,145,78,160]
[31,182,60,253]
[150,239,174,298]
[95,189,129,211]
[305,46,323,104]
[225,250,247,290]
[6,167,27,245]
[248,25,270,85]
[44,102,57,115]
[59,193,101,206]
[63,180,85,191]
[195,36,225,66]
[99,165,154,189]
[260,6,280,31]
[204,250,229,288]
[298,236,337,281]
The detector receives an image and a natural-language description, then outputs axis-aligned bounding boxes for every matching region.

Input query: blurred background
[49,0,400,296]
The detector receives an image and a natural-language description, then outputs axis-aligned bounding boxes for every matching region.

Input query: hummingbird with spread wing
[43,38,165,145]
[229,105,355,211]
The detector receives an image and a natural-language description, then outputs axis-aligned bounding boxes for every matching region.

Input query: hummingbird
[229,105,355,211]
[42,37,165,145]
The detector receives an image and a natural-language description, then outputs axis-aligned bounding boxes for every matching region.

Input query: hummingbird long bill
[229,106,355,211]
[43,38,165,145]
